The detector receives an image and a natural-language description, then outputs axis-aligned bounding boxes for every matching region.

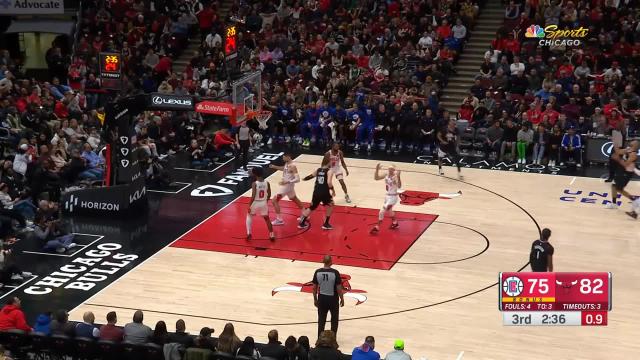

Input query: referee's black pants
[239,139,250,170]
[317,294,339,337]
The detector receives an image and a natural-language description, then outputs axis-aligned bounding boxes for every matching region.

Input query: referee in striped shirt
[312,255,344,337]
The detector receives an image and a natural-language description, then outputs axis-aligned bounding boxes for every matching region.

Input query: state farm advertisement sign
[195,101,235,116]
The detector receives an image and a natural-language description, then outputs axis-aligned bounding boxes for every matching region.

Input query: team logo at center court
[399,190,462,206]
[502,276,524,297]
[272,274,368,305]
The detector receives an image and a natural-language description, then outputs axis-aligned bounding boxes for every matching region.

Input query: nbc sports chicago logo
[525,24,588,47]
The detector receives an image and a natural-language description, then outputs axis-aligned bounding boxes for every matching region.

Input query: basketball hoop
[245,110,272,130]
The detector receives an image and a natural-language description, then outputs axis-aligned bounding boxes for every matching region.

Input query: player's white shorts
[250,201,269,216]
[384,194,399,208]
[277,184,297,199]
[332,167,344,180]
[437,147,447,158]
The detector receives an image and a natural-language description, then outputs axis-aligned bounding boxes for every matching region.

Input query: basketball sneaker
[370,226,379,234]
[626,211,638,219]
[345,194,352,203]
[605,203,618,209]
[322,223,333,230]
[390,222,399,229]
[271,219,285,226]
[438,169,444,176]
[269,233,275,241]
[246,234,252,241]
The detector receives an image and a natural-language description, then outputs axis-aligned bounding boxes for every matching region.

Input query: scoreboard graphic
[499,272,611,326]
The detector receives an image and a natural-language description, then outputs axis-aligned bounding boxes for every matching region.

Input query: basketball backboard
[231,71,261,124]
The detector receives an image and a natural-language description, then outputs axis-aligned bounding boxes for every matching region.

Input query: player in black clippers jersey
[529,228,554,272]
[299,159,335,230]
[437,119,463,179]
[608,140,639,213]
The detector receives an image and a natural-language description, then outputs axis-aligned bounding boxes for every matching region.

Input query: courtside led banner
[195,101,235,116]
[148,93,194,111]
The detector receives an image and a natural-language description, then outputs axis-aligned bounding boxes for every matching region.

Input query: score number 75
[528,278,604,294]
[528,279,550,294]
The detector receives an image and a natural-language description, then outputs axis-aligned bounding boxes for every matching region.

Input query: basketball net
[241,110,272,130]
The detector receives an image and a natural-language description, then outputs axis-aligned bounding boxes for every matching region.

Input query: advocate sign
[0,0,63,14]
[195,101,235,116]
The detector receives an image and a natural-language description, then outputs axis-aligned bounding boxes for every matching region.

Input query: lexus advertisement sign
[148,93,195,111]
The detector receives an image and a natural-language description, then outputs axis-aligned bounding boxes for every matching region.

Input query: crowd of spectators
[457,0,640,166]
[193,0,483,153]
[0,300,416,360]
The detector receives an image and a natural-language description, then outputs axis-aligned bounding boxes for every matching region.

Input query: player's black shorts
[614,171,633,191]
[437,145,458,158]
[310,192,333,210]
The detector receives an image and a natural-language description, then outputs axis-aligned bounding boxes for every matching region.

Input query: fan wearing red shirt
[503,34,520,55]
[438,46,454,61]
[28,89,42,106]
[612,37,632,57]
[312,36,326,56]
[607,108,623,129]
[54,99,69,119]
[15,92,28,113]
[0,297,31,332]
[541,104,560,125]
[459,100,474,121]
[214,128,236,152]
[387,0,400,17]
[436,20,452,39]
[556,61,574,79]
[527,107,542,125]
[99,311,124,342]
[197,6,215,33]
[371,16,386,36]
[154,57,172,78]
[492,36,507,52]
[603,100,618,116]
[319,0,331,13]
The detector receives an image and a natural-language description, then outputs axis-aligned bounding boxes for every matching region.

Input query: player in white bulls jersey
[323,142,351,203]
[269,152,304,225]
[371,163,401,234]
[247,167,275,241]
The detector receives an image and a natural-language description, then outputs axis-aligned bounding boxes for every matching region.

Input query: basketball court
[66,155,640,359]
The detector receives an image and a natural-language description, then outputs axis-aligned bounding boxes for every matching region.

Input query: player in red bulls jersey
[323,143,351,203]
[247,167,275,241]
[269,152,304,225]
[371,163,401,234]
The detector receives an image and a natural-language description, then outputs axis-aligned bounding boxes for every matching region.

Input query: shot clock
[499,272,611,326]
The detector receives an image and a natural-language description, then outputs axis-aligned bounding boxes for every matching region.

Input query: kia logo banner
[195,101,235,116]
[148,93,194,111]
